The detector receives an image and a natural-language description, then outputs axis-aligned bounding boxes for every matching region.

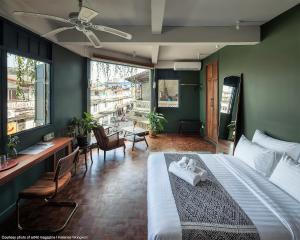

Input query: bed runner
[164,153,260,240]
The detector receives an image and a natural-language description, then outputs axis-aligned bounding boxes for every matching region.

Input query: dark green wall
[52,44,87,135]
[155,69,201,133]
[200,4,300,142]
[0,19,86,221]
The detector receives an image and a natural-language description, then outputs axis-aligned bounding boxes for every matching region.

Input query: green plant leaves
[147,111,167,133]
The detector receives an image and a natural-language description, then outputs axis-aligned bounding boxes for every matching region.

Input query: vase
[149,130,157,138]
[7,148,18,159]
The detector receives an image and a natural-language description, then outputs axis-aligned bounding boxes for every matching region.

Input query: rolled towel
[187,159,197,172]
[196,167,208,181]
[169,161,201,186]
[176,156,189,168]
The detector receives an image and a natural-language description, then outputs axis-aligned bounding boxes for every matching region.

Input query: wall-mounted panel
[2,20,52,61]
[18,31,29,53]
[29,37,39,56]
[3,22,18,50]
[39,40,51,60]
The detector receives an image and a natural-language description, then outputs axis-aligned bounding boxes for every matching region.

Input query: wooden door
[206,62,218,143]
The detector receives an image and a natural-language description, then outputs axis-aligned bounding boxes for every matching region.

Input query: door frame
[205,61,219,145]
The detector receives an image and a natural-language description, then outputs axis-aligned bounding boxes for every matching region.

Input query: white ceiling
[0,0,298,65]
[164,0,299,26]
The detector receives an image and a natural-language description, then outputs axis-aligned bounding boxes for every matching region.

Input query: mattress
[147,153,300,240]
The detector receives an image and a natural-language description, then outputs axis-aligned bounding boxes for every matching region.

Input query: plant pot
[77,136,88,147]
[149,130,157,138]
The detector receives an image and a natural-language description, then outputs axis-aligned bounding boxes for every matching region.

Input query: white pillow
[234,135,281,177]
[252,130,300,162]
[269,154,300,202]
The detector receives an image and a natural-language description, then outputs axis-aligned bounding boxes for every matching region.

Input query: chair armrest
[104,126,112,135]
[107,132,120,142]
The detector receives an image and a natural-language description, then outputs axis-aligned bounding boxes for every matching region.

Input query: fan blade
[13,11,70,24]
[43,26,75,37]
[78,6,98,23]
[83,30,101,48]
[92,25,132,40]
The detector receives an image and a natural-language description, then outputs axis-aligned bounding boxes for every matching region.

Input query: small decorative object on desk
[6,135,20,159]
[0,154,7,167]
[43,132,55,142]
[0,153,19,172]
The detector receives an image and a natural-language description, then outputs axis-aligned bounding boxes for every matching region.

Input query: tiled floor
[0,134,216,240]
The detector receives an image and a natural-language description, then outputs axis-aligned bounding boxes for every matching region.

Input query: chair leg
[104,151,106,161]
[144,136,149,148]
[16,197,78,233]
[123,145,126,155]
[90,148,93,164]
[16,197,22,230]
[74,161,77,175]
[84,152,88,171]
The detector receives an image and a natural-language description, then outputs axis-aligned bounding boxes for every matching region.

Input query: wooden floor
[0,134,215,239]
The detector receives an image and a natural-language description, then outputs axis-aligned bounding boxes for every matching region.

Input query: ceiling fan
[13,0,132,48]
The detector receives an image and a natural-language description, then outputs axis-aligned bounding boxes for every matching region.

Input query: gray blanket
[165,153,260,240]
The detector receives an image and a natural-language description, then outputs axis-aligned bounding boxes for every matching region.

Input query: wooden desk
[0,137,73,186]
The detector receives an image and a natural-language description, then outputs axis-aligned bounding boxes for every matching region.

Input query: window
[7,53,50,134]
[220,85,234,114]
[90,61,151,129]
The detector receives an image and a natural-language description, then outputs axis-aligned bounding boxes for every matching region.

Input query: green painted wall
[0,40,86,221]
[156,69,201,133]
[52,44,87,135]
[200,4,300,142]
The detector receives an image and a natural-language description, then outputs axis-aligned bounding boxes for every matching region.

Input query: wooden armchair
[93,126,126,161]
[16,147,79,233]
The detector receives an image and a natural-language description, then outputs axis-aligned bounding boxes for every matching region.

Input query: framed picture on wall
[158,79,179,108]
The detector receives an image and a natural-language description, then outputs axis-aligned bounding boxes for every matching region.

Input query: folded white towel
[169,161,201,186]
[177,156,189,168]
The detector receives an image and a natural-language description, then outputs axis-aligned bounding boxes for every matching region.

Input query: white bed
[147,152,300,240]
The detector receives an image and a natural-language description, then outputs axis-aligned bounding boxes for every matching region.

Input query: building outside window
[90,61,151,132]
[7,53,50,134]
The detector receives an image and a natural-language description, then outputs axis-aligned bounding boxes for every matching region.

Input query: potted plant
[6,135,20,159]
[68,112,97,147]
[146,111,167,137]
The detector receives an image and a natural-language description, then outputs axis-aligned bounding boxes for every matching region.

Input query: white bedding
[147,153,300,240]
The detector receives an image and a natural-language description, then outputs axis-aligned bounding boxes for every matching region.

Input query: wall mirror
[218,75,242,147]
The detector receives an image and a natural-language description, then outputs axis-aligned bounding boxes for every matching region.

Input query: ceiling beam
[151,45,160,64]
[151,0,166,34]
[57,26,261,44]
[92,53,154,68]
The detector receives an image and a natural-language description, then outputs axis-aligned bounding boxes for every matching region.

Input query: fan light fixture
[13,0,132,48]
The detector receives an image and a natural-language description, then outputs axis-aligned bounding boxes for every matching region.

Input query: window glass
[7,53,50,134]
[89,61,151,133]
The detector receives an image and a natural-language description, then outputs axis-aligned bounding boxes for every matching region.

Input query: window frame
[3,50,53,138]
